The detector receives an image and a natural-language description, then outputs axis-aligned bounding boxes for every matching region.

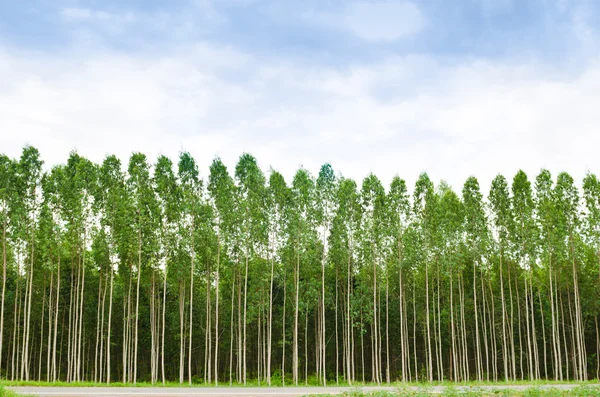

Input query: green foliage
[1,146,600,387]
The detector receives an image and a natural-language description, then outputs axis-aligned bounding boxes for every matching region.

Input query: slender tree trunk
[162,263,167,384]
[106,257,113,383]
[413,278,418,382]
[267,229,274,386]
[473,261,482,381]
[293,233,300,385]
[539,290,547,379]
[99,271,107,383]
[215,231,220,385]
[47,267,53,382]
[425,260,432,382]
[321,210,327,386]
[53,256,60,382]
[385,274,390,384]
[282,269,287,386]
[94,275,102,382]
[499,252,508,381]
[0,218,7,378]
[335,267,339,385]
[134,229,141,384]
[243,240,249,385]
[346,241,352,385]
[229,272,234,385]
[189,251,195,385]
[179,282,185,384]
[38,277,46,381]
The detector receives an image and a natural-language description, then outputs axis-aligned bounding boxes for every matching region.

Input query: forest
[0,146,599,386]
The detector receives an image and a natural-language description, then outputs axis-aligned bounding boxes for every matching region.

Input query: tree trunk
[106,257,113,383]
[0,218,6,378]
[189,251,194,385]
[215,231,220,385]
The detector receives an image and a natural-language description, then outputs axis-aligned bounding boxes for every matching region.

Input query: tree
[1,146,600,384]
[127,153,159,384]
[0,155,15,379]
[265,170,289,385]
[208,157,235,385]
[178,152,202,385]
[387,176,410,382]
[315,164,335,385]
[154,155,180,384]
[463,176,489,381]
[489,174,515,381]
[358,174,386,384]
[234,154,267,384]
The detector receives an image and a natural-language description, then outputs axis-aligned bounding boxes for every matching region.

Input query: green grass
[304,385,600,397]
[0,385,33,397]
[0,378,598,388]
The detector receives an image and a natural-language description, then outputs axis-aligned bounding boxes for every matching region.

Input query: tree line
[0,146,599,385]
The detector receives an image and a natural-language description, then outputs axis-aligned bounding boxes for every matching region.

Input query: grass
[0,378,598,388]
[305,384,600,397]
[0,385,32,397]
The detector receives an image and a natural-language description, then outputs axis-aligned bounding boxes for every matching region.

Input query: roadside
[4,383,600,397]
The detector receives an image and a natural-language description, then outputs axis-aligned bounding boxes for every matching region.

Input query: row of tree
[0,146,599,385]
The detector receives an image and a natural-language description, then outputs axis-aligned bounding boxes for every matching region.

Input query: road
[6,384,598,396]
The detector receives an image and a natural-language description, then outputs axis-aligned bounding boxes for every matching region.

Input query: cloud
[305,1,425,41]
[1,41,598,193]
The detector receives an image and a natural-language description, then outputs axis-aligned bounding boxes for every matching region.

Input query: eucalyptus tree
[535,170,561,380]
[91,228,111,383]
[154,155,180,384]
[413,173,437,381]
[387,176,410,381]
[178,152,202,385]
[289,168,316,385]
[358,174,386,384]
[583,173,600,378]
[127,153,159,384]
[489,174,516,381]
[98,155,131,383]
[12,147,43,381]
[0,155,15,378]
[462,176,490,381]
[554,172,586,380]
[329,177,360,384]
[52,152,97,382]
[234,154,268,384]
[265,170,289,385]
[511,171,539,380]
[34,174,58,382]
[437,182,463,380]
[41,166,68,382]
[315,164,335,385]
[208,157,236,384]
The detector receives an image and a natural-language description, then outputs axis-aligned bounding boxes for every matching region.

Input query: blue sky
[1,0,599,189]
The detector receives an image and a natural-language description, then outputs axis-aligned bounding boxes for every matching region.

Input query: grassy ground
[307,384,600,396]
[0,385,30,397]
[0,378,598,388]
[2,379,600,397]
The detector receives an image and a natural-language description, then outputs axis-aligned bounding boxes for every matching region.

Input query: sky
[1,0,599,192]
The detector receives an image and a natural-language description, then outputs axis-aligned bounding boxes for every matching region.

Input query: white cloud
[0,44,598,193]
[304,1,424,41]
